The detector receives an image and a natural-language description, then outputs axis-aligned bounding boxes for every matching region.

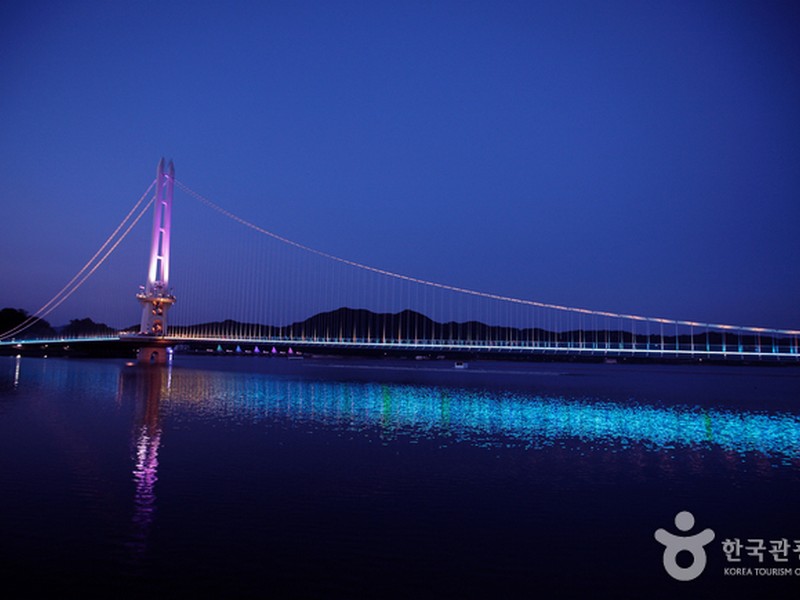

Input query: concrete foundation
[138,346,169,364]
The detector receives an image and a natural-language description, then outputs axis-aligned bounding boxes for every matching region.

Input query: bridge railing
[164,332,800,360]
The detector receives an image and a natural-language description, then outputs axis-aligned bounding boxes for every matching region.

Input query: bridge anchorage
[135,158,175,364]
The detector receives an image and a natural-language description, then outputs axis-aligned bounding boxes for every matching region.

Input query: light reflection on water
[3,356,800,597]
[135,363,800,462]
[124,367,162,561]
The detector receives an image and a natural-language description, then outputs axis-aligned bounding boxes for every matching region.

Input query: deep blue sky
[1,0,799,329]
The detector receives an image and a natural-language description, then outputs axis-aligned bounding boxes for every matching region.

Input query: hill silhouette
[167,306,788,349]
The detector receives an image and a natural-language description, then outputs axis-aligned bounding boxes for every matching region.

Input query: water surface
[1,355,798,598]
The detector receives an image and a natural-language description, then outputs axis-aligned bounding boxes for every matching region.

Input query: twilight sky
[1,0,799,330]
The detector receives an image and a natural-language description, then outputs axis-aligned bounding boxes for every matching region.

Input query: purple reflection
[124,366,164,561]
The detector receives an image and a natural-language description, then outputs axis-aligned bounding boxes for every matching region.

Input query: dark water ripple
[1,355,799,598]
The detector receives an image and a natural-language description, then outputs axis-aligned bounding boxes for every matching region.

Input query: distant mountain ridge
[2,305,790,348]
[167,306,548,343]
[164,306,786,347]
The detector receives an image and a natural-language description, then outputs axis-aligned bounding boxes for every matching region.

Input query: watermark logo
[654,510,715,581]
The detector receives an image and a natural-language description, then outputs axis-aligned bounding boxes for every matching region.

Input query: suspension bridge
[2,159,798,364]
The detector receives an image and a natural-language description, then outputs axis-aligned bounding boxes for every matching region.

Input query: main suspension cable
[175,179,798,336]
[0,181,156,340]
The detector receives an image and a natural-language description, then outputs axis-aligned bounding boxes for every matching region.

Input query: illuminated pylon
[137,158,175,336]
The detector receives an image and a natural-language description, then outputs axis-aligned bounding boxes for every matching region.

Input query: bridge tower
[136,158,176,362]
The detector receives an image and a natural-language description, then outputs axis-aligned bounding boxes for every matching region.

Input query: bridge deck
[3,334,798,363]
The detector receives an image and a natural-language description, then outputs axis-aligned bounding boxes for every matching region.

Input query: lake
[1,355,798,598]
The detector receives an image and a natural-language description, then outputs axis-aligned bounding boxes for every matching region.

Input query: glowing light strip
[106,334,794,359]
[0,182,156,340]
[0,336,121,346]
[3,333,799,360]
[175,180,800,337]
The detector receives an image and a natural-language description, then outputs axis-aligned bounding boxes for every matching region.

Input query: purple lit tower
[137,158,176,338]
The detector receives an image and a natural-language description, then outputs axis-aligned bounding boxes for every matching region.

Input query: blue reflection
[156,369,800,462]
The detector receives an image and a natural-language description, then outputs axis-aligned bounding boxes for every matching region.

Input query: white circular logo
[654,511,715,581]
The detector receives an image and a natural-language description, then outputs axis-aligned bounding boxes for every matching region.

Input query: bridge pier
[137,346,170,365]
